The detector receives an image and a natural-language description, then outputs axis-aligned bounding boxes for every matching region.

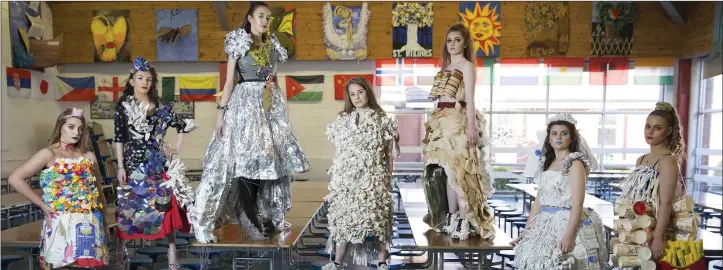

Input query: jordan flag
[286,75,324,101]
[6,67,31,99]
[56,76,96,102]
[30,71,57,100]
[334,74,374,100]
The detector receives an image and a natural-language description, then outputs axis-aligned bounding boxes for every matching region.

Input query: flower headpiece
[130,56,151,73]
[547,113,577,126]
[64,108,84,118]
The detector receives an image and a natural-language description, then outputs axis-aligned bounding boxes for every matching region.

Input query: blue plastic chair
[1,255,23,270]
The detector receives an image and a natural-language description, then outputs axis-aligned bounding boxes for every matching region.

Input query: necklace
[250,40,272,69]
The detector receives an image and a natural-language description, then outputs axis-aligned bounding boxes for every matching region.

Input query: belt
[541,206,570,213]
[240,79,267,82]
[436,101,466,108]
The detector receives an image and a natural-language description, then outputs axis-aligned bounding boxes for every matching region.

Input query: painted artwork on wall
[458,2,502,57]
[392,2,433,58]
[524,2,569,57]
[268,6,297,60]
[90,95,115,119]
[321,2,371,60]
[170,96,195,119]
[591,2,635,56]
[9,1,40,68]
[156,9,199,62]
[91,10,130,62]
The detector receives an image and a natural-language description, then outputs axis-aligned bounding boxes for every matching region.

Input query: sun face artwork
[267,6,297,59]
[90,10,130,62]
[458,2,502,57]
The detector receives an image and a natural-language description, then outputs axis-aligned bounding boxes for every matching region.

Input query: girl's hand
[559,233,575,253]
[650,236,665,259]
[163,146,179,158]
[214,112,225,138]
[510,236,522,246]
[117,168,127,185]
[466,125,478,148]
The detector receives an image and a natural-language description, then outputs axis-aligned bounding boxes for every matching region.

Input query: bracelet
[217,104,228,110]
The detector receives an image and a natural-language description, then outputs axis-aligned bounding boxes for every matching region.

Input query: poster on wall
[268,6,297,60]
[170,96,195,119]
[591,2,635,56]
[91,10,130,62]
[458,2,502,57]
[524,2,569,57]
[9,1,40,68]
[90,95,115,119]
[156,9,199,62]
[392,2,433,58]
[321,2,371,61]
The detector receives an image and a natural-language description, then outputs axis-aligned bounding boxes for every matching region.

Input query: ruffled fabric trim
[224,28,287,64]
[535,152,590,179]
[121,96,152,141]
[160,157,194,209]
[182,119,198,133]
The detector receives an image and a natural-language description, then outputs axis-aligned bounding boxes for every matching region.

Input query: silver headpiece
[547,113,577,126]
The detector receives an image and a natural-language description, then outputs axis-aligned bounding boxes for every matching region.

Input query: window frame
[688,57,723,185]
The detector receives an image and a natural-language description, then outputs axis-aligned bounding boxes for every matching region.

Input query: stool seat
[315,249,335,259]
[499,211,523,218]
[178,258,212,270]
[494,206,517,213]
[487,199,505,205]
[367,259,405,269]
[389,248,402,255]
[512,221,526,229]
[156,238,189,247]
[137,247,169,262]
[129,255,153,270]
[175,231,195,240]
[498,249,515,258]
[1,255,24,270]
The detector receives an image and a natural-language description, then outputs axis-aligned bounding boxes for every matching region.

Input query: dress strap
[651,154,672,169]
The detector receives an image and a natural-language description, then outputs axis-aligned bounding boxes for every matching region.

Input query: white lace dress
[514,152,608,270]
[325,108,398,266]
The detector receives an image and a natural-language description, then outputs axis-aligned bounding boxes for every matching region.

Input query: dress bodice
[618,164,685,209]
[428,69,465,101]
[224,28,288,82]
[39,156,102,213]
[537,170,573,208]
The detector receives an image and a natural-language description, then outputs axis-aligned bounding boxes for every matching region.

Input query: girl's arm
[461,62,477,129]
[564,160,587,237]
[653,156,678,240]
[113,104,128,183]
[7,149,54,214]
[526,193,543,223]
[218,56,238,107]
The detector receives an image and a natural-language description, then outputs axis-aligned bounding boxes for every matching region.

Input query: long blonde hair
[440,23,476,70]
[49,108,90,153]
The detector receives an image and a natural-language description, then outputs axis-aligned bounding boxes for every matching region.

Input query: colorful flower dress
[113,95,197,240]
[325,108,398,266]
[513,152,608,270]
[39,156,109,269]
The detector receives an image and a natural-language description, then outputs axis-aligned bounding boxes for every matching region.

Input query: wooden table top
[397,183,513,251]
[1,189,43,209]
[1,208,116,245]
[507,184,616,218]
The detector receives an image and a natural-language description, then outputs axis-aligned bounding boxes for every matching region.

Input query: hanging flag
[56,76,96,101]
[161,77,176,102]
[334,74,374,100]
[375,58,414,87]
[477,58,495,85]
[178,76,217,102]
[30,70,57,100]
[96,75,128,101]
[286,75,325,101]
[589,57,629,85]
[543,58,584,85]
[633,57,675,85]
[411,58,439,87]
[5,67,32,99]
[499,58,540,85]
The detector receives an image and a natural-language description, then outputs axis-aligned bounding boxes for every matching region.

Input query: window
[691,59,722,189]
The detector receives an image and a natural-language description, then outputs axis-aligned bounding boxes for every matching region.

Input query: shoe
[378,262,390,270]
[443,212,459,234]
[168,248,181,270]
[321,261,344,270]
[451,218,470,241]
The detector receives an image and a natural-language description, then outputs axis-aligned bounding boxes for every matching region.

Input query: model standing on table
[323,78,398,270]
[190,1,310,243]
[421,23,496,241]
[511,113,608,269]
[615,102,695,262]
[113,57,198,270]
[8,108,110,269]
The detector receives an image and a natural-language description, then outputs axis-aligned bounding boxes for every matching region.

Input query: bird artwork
[321,2,371,60]
[157,25,192,44]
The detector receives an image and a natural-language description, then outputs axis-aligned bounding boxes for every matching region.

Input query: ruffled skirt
[514,207,608,270]
[39,211,109,269]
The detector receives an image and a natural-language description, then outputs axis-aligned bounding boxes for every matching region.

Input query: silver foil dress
[189,28,310,243]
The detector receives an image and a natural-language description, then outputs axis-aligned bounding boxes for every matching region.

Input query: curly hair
[649,102,686,161]
[117,67,160,106]
[542,121,580,171]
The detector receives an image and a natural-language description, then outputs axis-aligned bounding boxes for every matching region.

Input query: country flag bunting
[96,75,128,101]
[56,76,96,102]
[375,58,414,87]
[410,58,439,87]
[544,58,584,85]
[633,57,675,85]
[178,76,217,102]
[499,58,540,85]
[589,57,629,85]
[334,74,374,100]
[161,77,176,102]
[6,67,32,99]
[286,75,325,101]
[477,58,495,85]
[30,70,57,100]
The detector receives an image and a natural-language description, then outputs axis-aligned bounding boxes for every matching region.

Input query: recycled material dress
[422,68,496,239]
[114,95,198,240]
[325,108,398,265]
[190,28,310,243]
[39,156,109,269]
[513,152,608,270]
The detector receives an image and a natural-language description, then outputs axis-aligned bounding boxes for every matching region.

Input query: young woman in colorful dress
[322,77,398,270]
[421,23,495,240]
[8,108,110,269]
[190,1,310,243]
[113,57,198,270]
[511,113,608,269]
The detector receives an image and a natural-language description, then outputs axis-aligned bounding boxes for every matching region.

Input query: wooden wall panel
[47,1,716,63]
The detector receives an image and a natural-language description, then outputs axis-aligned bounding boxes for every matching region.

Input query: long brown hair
[440,23,476,70]
[118,67,160,106]
[340,77,384,116]
[649,102,686,161]
[49,108,90,153]
[542,121,580,171]
[241,1,270,41]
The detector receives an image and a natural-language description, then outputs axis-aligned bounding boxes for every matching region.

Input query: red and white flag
[96,75,129,101]
[30,71,57,100]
